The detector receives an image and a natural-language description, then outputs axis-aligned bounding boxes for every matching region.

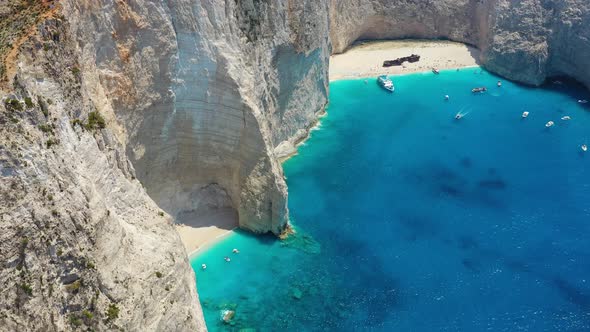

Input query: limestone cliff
[62,0,330,235]
[1,0,329,330]
[1,3,204,331]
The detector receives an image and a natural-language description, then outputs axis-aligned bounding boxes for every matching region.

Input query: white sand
[174,207,238,258]
[330,40,480,81]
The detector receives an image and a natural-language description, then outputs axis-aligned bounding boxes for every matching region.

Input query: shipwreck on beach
[383,54,420,67]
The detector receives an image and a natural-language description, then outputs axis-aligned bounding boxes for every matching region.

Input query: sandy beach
[175,207,238,258]
[330,40,480,81]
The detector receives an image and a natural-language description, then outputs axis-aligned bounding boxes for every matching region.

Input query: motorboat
[561,116,571,120]
[497,81,502,87]
[522,111,529,118]
[455,113,463,120]
[578,99,588,104]
[432,68,440,74]
[472,87,487,93]
[377,75,395,92]
[582,144,588,152]
[545,121,555,128]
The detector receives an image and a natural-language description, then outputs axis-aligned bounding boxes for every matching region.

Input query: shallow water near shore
[191,68,590,331]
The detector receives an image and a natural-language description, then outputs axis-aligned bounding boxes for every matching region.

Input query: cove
[191,68,590,331]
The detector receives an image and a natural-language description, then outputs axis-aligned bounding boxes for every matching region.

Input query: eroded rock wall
[1,0,330,330]
[62,0,330,234]
[0,13,204,332]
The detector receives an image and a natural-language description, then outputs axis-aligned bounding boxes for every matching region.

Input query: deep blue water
[191,69,590,331]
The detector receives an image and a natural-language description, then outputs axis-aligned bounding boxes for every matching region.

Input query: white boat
[578,99,588,104]
[455,113,463,120]
[497,81,502,87]
[432,68,440,75]
[522,111,529,118]
[561,116,571,120]
[545,121,555,128]
[377,75,394,92]
[582,144,588,152]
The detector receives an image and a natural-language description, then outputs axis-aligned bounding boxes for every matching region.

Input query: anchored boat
[377,75,395,92]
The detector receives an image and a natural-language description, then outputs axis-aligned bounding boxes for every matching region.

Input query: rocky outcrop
[489,0,590,88]
[60,0,330,235]
[1,0,329,330]
[329,0,488,54]
[0,11,205,332]
[330,0,590,88]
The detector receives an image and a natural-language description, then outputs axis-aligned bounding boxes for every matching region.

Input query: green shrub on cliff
[69,315,82,327]
[24,97,34,108]
[20,283,33,296]
[84,112,106,131]
[105,304,119,321]
[46,138,58,148]
[4,98,23,112]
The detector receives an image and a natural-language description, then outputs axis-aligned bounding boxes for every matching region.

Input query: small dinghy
[561,116,571,120]
[545,121,555,128]
[522,111,529,118]
[582,144,588,152]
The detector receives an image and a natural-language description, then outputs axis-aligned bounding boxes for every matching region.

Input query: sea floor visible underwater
[191,68,590,331]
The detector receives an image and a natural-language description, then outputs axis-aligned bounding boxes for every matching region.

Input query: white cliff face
[329,0,490,54]
[62,0,330,235]
[1,7,205,332]
[1,0,330,330]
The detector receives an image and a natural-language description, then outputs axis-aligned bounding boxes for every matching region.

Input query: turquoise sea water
[191,69,590,331]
